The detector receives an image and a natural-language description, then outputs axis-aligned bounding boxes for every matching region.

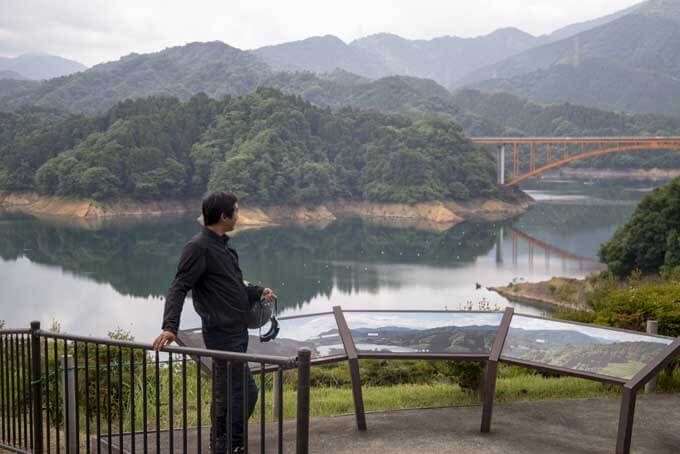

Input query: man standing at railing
[153,191,277,454]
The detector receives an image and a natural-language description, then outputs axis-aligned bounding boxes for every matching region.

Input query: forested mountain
[351,28,540,88]
[0,53,86,80]
[543,2,641,42]
[252,6,635,89]
[1,89,509,204]
[252,35,388,78]
[0,42,463,117]
[464,0,680,115]
[0,42,272,113]
[270,72,461,117]
[254,28,540,88]
[453,89,680,137]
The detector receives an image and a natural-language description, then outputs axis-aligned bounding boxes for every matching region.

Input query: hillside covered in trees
[0,42,460,119]
[3,39,680,176]
[600,177,680,277]
[1,88,509,205]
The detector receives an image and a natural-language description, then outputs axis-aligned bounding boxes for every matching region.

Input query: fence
[0,322,311,454]
[1,308,679,454]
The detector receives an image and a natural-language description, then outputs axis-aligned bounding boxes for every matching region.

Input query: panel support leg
[333,306,367,431]
[615,387,637,454]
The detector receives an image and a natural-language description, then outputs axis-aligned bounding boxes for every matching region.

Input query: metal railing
[1,309,678,454]
[0,322,311,454]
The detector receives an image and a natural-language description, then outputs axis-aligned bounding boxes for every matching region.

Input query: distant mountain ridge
[0,41,465,117]
[462,0,680,115]
[253,28,546,88]
[0,53,86,80]
[0,70,26,80]
[250,6,633,90]
[3,0,680,119]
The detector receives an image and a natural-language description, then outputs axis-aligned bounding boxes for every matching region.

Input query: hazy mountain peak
[0,70,26,80]
[351,32,408,45]
[252,34,388,78]
[546,2,642,42]
[486,27,536,40]
[0,53,86,80]
[637,0,680,21]
[91,40,252,73]
[460,0,680,115]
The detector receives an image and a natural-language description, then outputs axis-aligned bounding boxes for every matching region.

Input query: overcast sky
[0,0,644,66]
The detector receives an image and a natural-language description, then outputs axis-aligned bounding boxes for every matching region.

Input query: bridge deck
[471,136,680,144]
[102,394,679,453]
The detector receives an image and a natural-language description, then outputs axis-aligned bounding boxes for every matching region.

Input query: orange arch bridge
[470,137,680,186]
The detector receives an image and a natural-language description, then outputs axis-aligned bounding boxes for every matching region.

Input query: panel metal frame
[333,306,367,431]
[615,338,680,454]
[171,307,680,454]
[481,307,514,433]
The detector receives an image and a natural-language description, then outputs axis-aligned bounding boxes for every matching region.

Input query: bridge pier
[495,226,504,265]
[496,145,505,185]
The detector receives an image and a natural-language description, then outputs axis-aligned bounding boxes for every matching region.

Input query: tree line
[0,88,514,204]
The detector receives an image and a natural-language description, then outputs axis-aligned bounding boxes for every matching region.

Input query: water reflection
[0,179,658,339]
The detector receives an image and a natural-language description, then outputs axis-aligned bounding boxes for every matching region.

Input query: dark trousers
[203,327,258,451]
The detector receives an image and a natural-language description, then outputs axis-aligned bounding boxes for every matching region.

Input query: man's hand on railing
[153,330,176,351]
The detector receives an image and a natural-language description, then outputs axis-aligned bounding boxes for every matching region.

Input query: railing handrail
[0,328,31,335]
[36,329,298,367]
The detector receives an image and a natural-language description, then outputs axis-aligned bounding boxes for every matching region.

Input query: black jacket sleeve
[245,282,264,303]
[161,241,207,334]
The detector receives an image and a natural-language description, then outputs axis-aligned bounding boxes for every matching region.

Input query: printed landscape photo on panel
[342,311,503,354]
[501,315,673,379]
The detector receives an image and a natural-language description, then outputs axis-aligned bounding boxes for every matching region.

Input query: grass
[37,358,627,436]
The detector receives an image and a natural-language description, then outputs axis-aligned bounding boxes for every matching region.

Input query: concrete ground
[103,394,680,453]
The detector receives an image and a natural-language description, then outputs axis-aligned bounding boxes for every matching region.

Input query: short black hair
[202,192,238,225]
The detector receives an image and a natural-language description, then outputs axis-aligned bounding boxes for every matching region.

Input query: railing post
[30,321,44,454]
[273,371,281,418]
[644,321,658,393]
[296,349,311,454]
[62,355,77,454]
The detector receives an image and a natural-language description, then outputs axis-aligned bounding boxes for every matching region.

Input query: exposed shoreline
[489,276,594,312]
[0,191,532,227]
[555,168,680,180]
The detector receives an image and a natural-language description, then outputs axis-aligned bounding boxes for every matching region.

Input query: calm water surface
[0,179,655,341]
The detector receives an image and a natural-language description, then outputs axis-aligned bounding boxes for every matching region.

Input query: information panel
[501,315,673,379]
[343,311,503,354]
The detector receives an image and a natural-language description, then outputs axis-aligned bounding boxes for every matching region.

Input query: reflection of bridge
[471,137,680,186]
[496,226,600,272]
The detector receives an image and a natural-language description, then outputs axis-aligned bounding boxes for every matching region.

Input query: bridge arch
[470,137,680,186]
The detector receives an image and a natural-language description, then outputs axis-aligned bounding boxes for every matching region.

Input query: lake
[0,179,655,342]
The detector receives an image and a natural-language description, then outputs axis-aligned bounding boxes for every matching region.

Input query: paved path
[105,394,680,453]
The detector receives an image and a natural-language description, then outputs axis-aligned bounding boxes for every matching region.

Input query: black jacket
[161,227,263,335]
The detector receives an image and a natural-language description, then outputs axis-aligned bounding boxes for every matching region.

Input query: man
[153,192,277,453]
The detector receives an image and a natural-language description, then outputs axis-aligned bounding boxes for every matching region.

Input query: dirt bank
[556,168,680,180]
[0,191,532,227]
